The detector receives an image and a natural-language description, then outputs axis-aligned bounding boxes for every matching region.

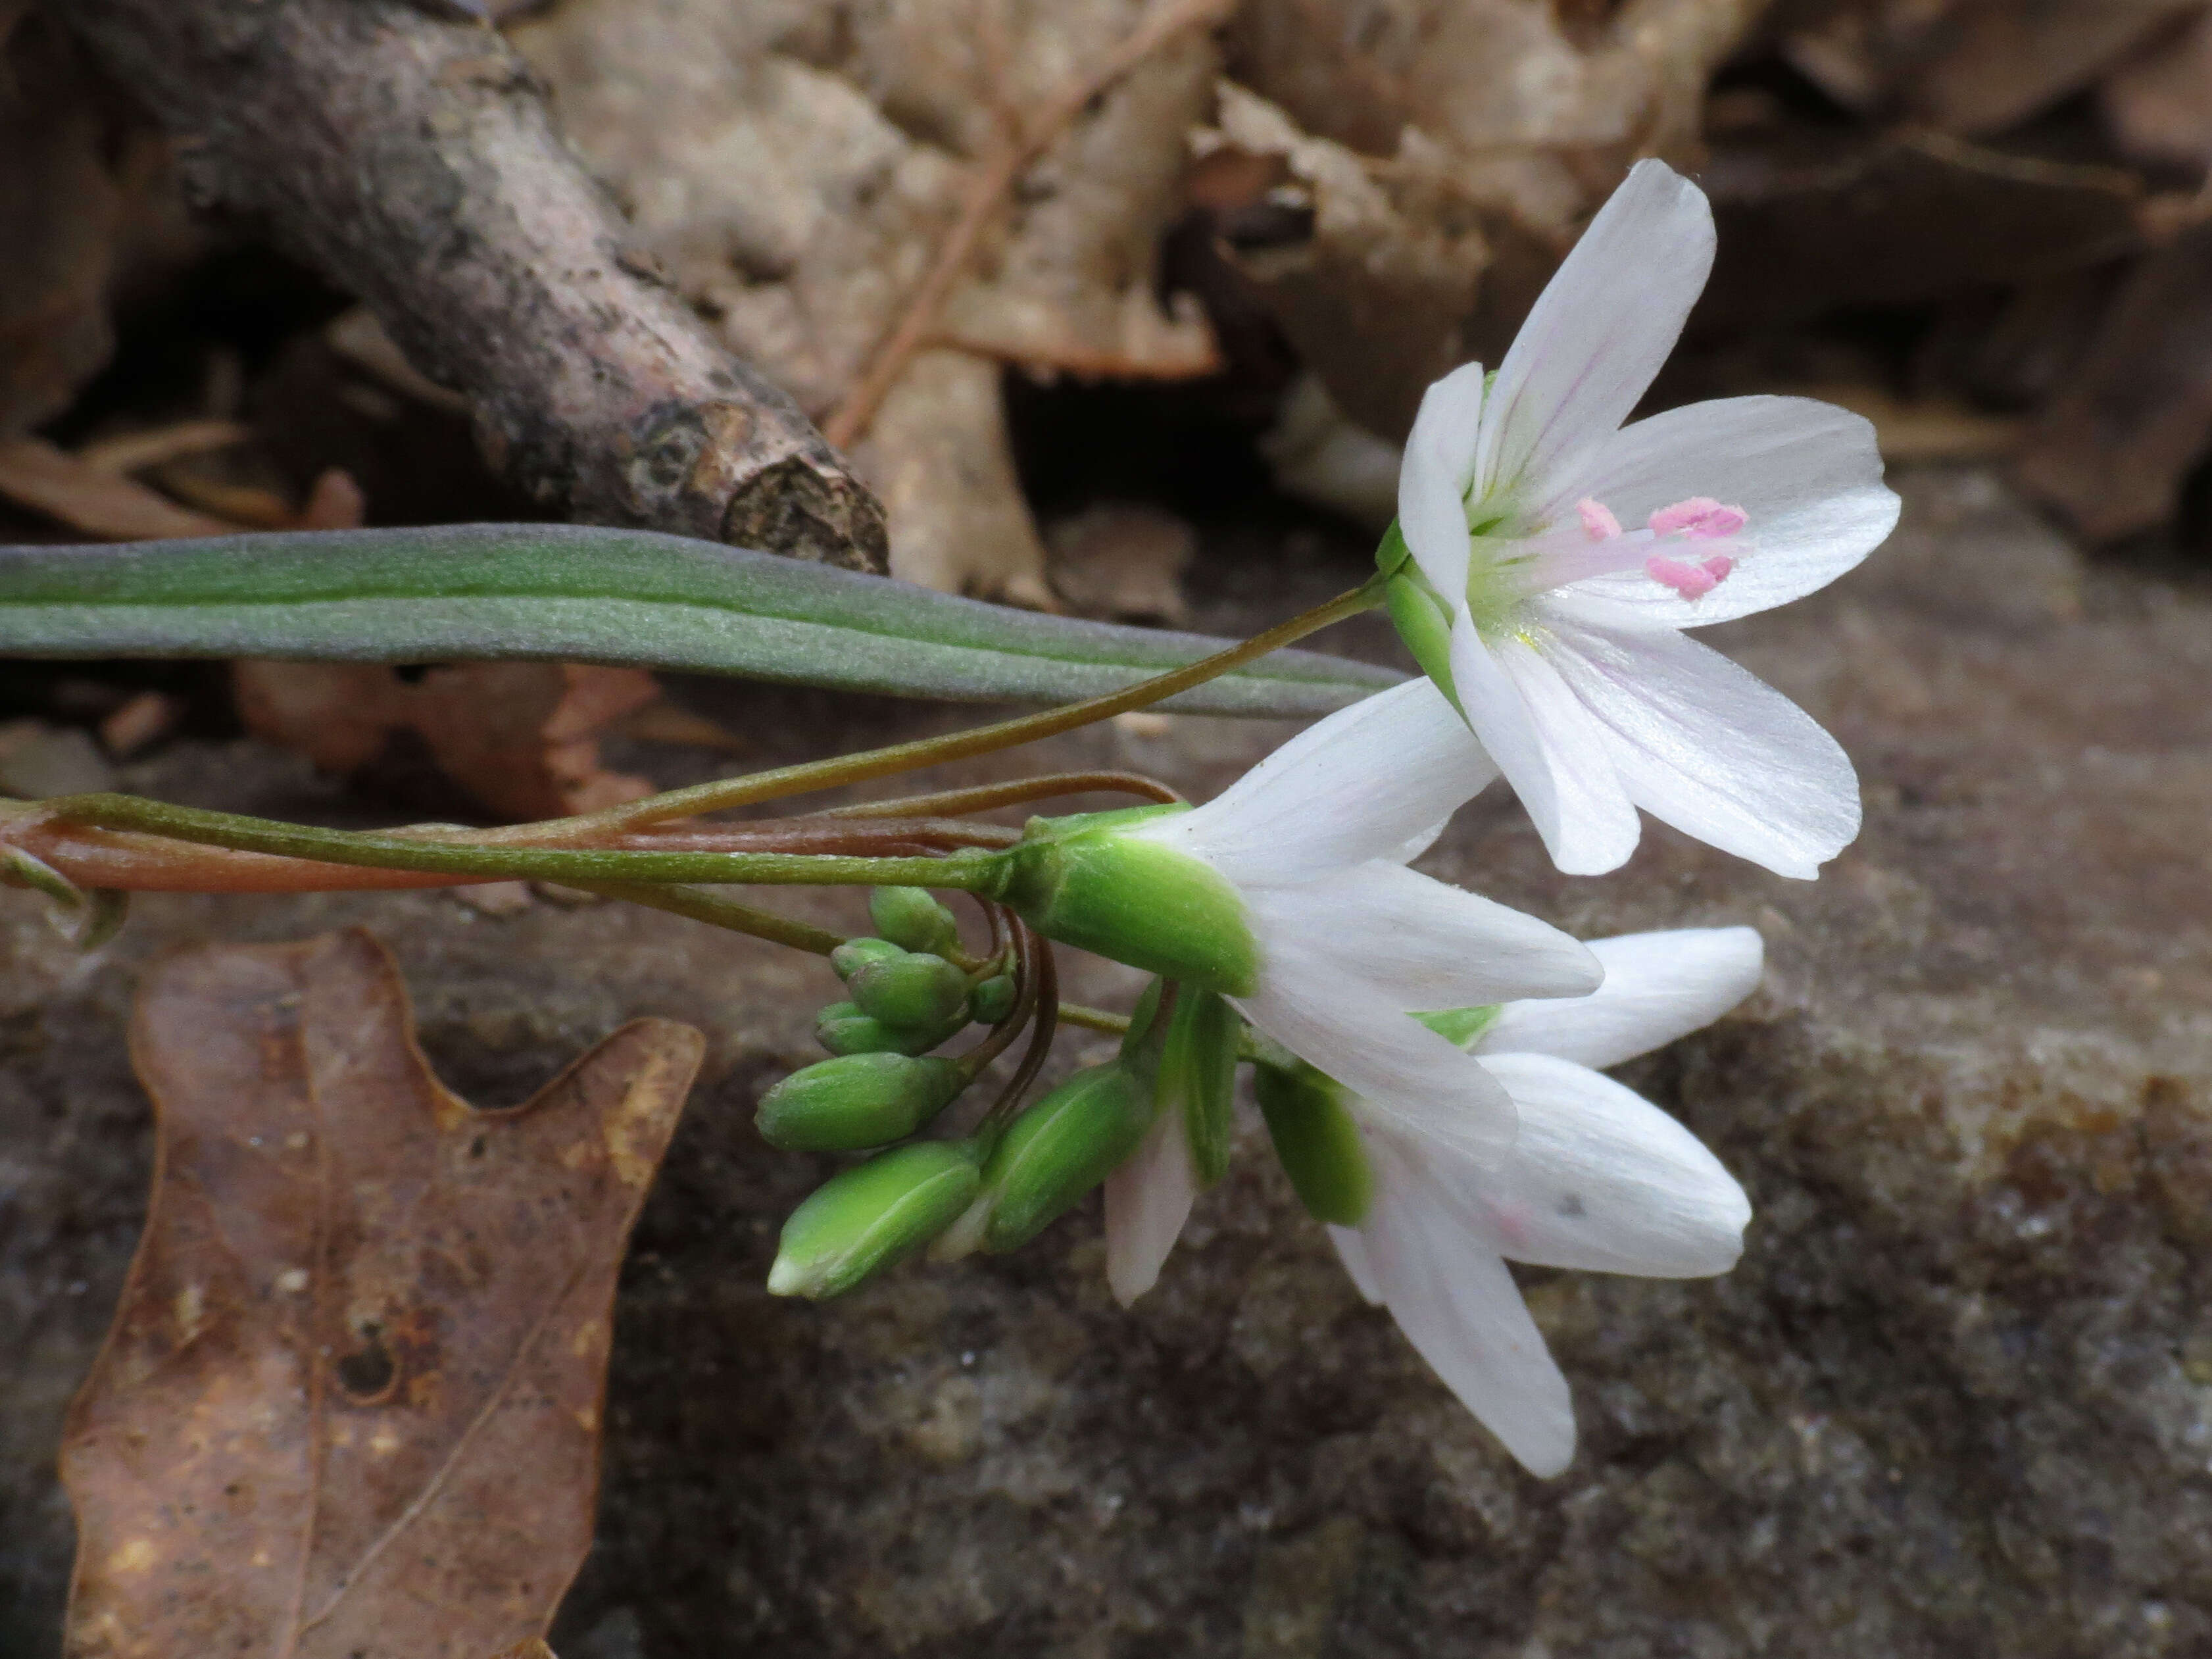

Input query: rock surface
[5,469,2212,1657]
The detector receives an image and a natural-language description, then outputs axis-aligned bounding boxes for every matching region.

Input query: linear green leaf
[0,526,1400,715]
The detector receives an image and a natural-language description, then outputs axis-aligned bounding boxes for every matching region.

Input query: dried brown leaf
[232,662,662,821]
[2101,8,2212,173]
[1045,502,1194,624]
[61,928,704,1659]
[2015,218,2212,541]
[0,436,241,540]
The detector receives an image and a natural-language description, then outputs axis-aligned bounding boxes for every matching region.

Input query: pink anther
[1576,497,1623,541]
[1646,554,1729,600]
[1648,496,1747,539]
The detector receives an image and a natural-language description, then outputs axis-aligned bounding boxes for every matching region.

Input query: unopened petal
[1465,1052,1750,1277]
[1549,395,1898,626]
[1535,607,1859,879]
[1104,1103,1200,1306]
[1357,1139,1576,1475]
[1152,678,1496,887]
[1476,161,1713,510]
[1478,927,1764,1069]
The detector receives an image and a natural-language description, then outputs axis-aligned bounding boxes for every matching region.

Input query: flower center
[1456,491,1748,638]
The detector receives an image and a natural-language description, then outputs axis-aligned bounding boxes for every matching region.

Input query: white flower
[1392,159,1900,879]
[1110,925,1762,1476]
[1082,677,1604,1303]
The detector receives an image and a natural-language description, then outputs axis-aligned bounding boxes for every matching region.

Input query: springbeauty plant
[0,161,1895,1475]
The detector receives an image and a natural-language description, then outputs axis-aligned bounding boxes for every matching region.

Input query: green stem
[40,793,1005,892]
[463,579,1386,843]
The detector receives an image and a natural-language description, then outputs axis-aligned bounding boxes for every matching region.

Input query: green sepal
[988,807,1258,996]
[848,951,970,1028]
[1161,987,1239,1187]
[1414,1004,1500,1050]
[830,936,906,981]
[815,1003,957,1057]
[1253,1060,1373,1226]
[969,973,1016,1026]
[979,1063,1156,1252]
[768,1139,983,1299]
[756,1052,968,1151]
[1374,516,1412,577]
[1384,571,1460,711]
[870,886,960,956]
[1121,978,1168,1058]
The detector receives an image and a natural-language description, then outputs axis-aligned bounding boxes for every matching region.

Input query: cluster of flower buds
[766,913,1263,1301]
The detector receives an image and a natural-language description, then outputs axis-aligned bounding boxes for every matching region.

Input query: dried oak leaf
[60,928,704,1659]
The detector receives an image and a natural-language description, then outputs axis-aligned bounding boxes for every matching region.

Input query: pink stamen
[1577,497,1622,541]
[1646,555,1721,599]
[1648,496,1747,539]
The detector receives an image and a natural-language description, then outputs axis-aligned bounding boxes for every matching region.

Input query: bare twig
[60,0,887,568]
[822,0,1237,450]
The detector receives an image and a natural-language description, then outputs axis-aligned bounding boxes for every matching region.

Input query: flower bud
[1253,1059,1372,1226]
[768,1140,982,1299]
[970,973,1016,1025]
[977,1062,1154,1252]
[869,886,960,956]
[1160,987,1239,1186]
[816,1002,951,1057]
[830,936,906,981]
[987,808,1258,995]
[756,1052,967,1151]
[848,951,971,1029]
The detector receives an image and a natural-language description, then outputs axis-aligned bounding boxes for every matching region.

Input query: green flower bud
[756,1052,968,1151]
[1253,1059,1372,1226]
[870,886,960,956]
[848,951,971,1029]
[1161,987,1239,1187]
[1374,516,1413,577]
[768,1140,982,1299]
[1413,1004,1500,1049]
[970,973,1016,1025]
[816,1003,951,1057]
[831,936,906,981]
[978,1062,1154,1252]
[986,808,1258,995]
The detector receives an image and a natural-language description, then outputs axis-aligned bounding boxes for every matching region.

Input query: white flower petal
[1548,395,1899,626]
[1329,1224,1386,1305]
[1399,362,1486,597]
[1453,614,1640,876]
[1257,862,1601,1010]
[1475,160,1713,510]
[1233,956,1516,1166]
[1534,608,1859,879]
[1104,1102,1199,1306]
[1148,678,1496,886]
[1358,1137,1575,1475]
[1465,1052,1750,1277]
[1477,926,1764,1070]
